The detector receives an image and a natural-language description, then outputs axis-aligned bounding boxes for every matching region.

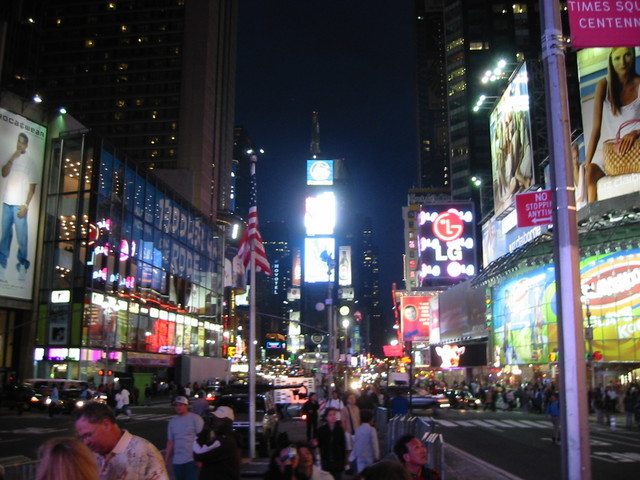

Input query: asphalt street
[1,403,639,479]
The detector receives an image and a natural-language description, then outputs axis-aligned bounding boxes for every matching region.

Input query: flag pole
[248,154,257,459]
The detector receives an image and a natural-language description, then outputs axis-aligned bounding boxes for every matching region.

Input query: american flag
[236,162,272,275]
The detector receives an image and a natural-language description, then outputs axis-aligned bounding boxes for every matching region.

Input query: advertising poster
[0,107,46,300]
[401,295,432,342]
[304,237,335,283]
[489,63,535,217]
[492,268,557,366]
[338,245,352,286]
[580,249,640,362]
[577,47,640,204]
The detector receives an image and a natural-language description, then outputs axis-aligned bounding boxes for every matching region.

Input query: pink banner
[568,2,640,48]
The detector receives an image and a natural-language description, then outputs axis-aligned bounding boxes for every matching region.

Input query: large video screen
[489,62,535,217]
[305,191,336,236]
[304,237,335,283]
[0,107,46,300]
[577,47,640,204]
[416,202,476,285]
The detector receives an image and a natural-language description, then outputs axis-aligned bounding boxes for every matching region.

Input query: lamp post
[582,285,596,389]
[342,318,350,390]
[471,176,485,218]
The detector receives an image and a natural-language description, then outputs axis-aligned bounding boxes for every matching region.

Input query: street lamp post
[582,286,596,389]
[342,318,350,390]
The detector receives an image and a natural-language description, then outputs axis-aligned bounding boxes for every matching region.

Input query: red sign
[567,2,640,48]
[383,344,403,357]
[515,190,553,228]
[401,296,432,341]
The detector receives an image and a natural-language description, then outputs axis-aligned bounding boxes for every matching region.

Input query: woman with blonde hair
[36,437,99,480]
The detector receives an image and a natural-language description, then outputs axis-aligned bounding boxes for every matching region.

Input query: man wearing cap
[193,406,240,480]
[165,395,205,480]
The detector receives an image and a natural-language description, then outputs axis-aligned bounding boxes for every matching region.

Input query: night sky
[235,1,418,320]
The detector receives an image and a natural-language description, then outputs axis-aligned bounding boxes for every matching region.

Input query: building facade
[36,130,225,383]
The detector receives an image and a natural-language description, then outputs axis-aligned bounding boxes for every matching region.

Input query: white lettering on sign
[526,191,553,219]
[593,267,640,297]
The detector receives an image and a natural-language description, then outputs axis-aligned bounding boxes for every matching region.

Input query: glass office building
[34,132,224,383]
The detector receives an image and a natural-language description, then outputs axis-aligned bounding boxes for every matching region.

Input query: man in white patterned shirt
[74,401,168,480]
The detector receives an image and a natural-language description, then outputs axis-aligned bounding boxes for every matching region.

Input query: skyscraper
[36,0,238,219]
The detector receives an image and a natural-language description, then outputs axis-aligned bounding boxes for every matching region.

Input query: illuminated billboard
[489,62,536,217]
[577,47,640,204]
[338,245,352,286]
[306,159,334,185]
[492,247,640,365]
[401,295,432,342]
[304,237,335,283]
[0,107,46,300]
[416,202,476,285]
[305,191,336,235]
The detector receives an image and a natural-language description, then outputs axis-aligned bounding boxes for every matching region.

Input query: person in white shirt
[349,410,379,473]
[325,391,344,422]
[0,132,39,281]
[115,387,131,419]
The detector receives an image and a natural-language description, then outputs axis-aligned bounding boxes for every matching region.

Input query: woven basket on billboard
[603,119,640,175]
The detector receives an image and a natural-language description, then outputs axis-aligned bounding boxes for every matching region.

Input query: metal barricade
[374,406,388,436]
[3,459,39,480]
[421,432,445,480]
[386,416,445,480]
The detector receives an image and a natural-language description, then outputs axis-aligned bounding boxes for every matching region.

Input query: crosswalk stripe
[483,420,514,428]
[520,420,549,428]
[431,418,553,429]
[467,420,499,428]
[434,419,458,427]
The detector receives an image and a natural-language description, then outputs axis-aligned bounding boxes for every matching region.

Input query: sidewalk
[239,418,523,480]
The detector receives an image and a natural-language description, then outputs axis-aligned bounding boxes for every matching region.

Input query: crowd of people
[19,384,442,480]
[28,378,640,480]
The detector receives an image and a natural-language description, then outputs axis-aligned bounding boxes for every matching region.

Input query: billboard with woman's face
[578,47,640,204]
[489,63,536,217]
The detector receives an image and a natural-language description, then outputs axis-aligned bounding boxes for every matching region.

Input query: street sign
[515,189,553,228]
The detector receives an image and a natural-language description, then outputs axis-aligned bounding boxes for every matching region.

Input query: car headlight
[45,398,52,405]
[76,400,85,408]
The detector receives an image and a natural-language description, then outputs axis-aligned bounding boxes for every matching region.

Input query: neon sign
[417,203,477,284]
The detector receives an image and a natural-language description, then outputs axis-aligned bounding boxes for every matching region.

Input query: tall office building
[34,0,238,220]
[415,1,450,193]
[415,2,545,209]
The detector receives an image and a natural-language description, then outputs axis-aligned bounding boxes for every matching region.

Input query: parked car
[387,386,451,411]
[0,383,37,412]
[24,379,90,413]
[213,393,279,456]
[446,389,481,409]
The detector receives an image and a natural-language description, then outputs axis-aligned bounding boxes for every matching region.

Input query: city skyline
[235,1,418,321]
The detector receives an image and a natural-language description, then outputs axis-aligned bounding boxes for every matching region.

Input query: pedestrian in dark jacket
[316,408,346,480]
[301,393,320,441]
[193,406,240,480]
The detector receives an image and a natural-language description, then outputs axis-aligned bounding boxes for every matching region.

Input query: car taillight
[301,414,307,421]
